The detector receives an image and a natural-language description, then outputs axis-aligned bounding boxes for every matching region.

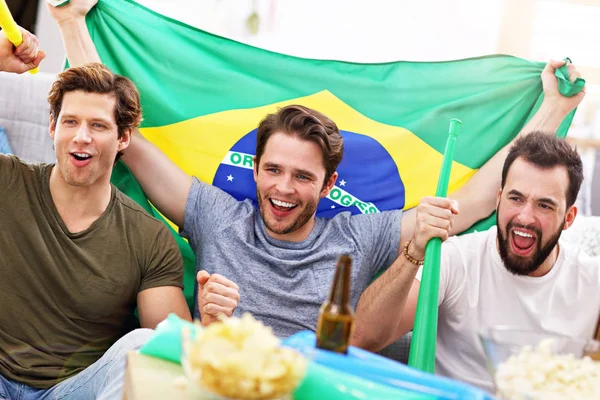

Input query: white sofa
[0,71,56,163]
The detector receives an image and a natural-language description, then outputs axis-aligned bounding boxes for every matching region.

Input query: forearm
[57,17,101,67]
[138,286,192,329]
[351,254,420,351]
[121,130,191,227]
[449,100,571,234]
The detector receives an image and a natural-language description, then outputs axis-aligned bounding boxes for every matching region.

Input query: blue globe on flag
[213,129,405,218]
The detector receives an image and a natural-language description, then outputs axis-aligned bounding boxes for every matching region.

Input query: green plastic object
[408,119,461,373]
[293,362,437,400]
[139,313,200,364]
[555,57,585,97]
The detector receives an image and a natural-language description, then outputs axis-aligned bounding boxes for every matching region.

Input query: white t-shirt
[417,226,600,392]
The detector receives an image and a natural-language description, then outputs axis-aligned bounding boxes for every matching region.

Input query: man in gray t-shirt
[181,179,401,338]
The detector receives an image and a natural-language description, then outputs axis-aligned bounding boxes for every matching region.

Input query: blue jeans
[0,329,153,400]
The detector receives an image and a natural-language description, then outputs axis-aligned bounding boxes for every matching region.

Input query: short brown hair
[47,62,142,140]
[255,105,344,184]
[502,132,584,208]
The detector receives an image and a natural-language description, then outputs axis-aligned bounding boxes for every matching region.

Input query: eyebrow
[60,114,112,125]
[507,189,524,198]
[263,162,318,180]
[537,197,559,207]
[263,162,281,170]
[294,168,317,179]
[507,189,558,207]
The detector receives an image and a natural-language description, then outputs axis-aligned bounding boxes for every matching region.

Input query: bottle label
[316,316,353,354]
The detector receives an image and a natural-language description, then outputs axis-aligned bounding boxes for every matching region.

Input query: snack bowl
[181,314,308,400]
[479,326,600,400]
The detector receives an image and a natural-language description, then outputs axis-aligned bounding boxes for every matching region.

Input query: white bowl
[479,326,600,400]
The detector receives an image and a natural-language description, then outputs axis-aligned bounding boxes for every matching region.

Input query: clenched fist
[196,271,240,326]
[410,196,460,259]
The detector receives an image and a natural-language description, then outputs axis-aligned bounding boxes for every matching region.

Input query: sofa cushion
[0,72,56,163]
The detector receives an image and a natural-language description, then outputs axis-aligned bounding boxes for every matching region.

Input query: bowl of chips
[181,313,308,400]
[479,326,600,400]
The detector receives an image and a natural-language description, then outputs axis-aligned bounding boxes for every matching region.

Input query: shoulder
[113,188,166,232]
[0,154,53,183]
[443,226,497,262]
[447,225,494,247]
[323,209,402,227]
[316,210,402,257]
[0,153,22,164]
[1,153,47,173]
[189,176,237,202]
[187,177,253,216]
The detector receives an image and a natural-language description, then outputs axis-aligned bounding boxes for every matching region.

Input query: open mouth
[70,152,93,166]
[269,198,298,216]
[510,228,537,256]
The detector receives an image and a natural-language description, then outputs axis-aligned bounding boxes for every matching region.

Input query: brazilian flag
[86,0,577,309]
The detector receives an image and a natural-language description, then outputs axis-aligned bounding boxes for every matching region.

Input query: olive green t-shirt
[0,155,184,388]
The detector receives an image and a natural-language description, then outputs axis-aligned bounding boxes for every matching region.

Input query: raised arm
[352,197,457,351]
[354,61,585,351]
[398,59,585,252]
[49,0,192,227]
[120,131,191,227]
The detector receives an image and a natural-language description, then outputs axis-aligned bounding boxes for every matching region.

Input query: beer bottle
[316,254,355,354]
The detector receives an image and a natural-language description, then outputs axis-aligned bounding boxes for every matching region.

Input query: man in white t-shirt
[355,132,600,391]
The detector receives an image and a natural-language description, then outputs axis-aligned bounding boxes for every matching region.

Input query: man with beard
[51,0,586,341]
[356,132,599,392]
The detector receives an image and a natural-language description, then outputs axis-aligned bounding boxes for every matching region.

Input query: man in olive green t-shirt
[0,32,240,400]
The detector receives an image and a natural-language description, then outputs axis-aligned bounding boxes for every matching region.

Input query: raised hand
[196,270,240,326]
[541,59,585,115]
[409,196,459,259]
[0,28,45,73]
[46,0,98,24]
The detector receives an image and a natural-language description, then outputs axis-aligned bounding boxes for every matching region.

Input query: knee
[119,328,154,349]
[109,328,154,357]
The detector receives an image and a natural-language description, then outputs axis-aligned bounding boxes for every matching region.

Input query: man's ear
[563,205,578,231]
[496,188,502,209]
[118,128,132,152]
[253,156,258,183]
[321,171,338,198]
[49,115,56,140]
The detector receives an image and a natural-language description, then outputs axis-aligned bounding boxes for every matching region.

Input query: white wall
[35,0,65,74]
[138,0,504,62]
[35,0,504,72]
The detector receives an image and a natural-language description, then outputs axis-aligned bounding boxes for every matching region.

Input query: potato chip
[183,313,307,400]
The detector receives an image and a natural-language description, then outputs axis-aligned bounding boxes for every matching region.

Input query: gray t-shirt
[181,178,402,338]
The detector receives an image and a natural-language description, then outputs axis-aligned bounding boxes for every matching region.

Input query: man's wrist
[403,239,425,266]
[57,16,86,30]
[539,97,573,120]
[523,99,571,134]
